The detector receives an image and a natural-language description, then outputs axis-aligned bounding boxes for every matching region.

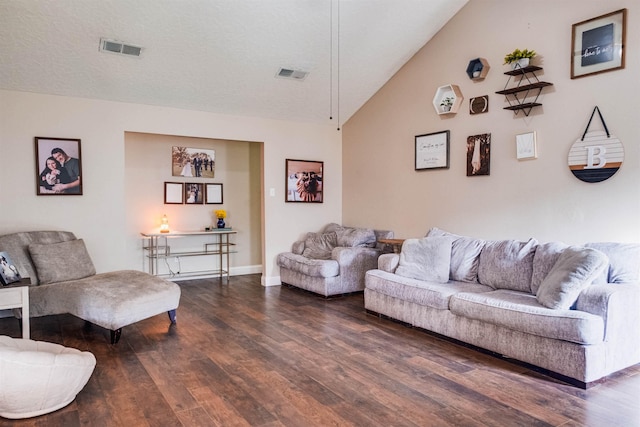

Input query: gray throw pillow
[536,246,608,310]
[28,239,96,285]
[477,238,538,292]
[395,236,453,283]
[427,228,484,283]
[530,241,570,295]
[302,232,338,260]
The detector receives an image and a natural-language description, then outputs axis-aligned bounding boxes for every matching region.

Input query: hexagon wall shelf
[466,58,490,80]
[433,84,463,115]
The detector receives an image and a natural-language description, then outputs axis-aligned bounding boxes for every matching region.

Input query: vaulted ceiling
[0,0,468,127]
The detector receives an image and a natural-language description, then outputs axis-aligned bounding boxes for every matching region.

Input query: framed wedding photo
[285,159,323,203]
[35,137,83,195]
[571,9,626,79]
[185,183,204,205]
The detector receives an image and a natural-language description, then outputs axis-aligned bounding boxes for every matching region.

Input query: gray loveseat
[277,223,393,297]
[364,227,640,388]
[0,231,181,344]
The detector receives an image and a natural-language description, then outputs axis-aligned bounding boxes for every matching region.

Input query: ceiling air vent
[276,68,308,81]
[99,38,143,57]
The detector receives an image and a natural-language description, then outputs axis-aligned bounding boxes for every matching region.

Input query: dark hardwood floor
[0,274,638,426]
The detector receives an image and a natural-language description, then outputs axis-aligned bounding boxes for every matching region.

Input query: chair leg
[110,328,122,344]
[168,309,177,324]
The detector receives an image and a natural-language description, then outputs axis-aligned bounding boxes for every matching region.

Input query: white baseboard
[261,275,282,287]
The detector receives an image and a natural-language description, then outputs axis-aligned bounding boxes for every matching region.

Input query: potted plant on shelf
[503,48,536,69]
[440,96,454,112]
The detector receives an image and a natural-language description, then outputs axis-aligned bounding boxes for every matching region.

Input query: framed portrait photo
[285,159,323,203]
[185,183,204,205]
[35,137,83,195]
[205,183,223,204]
[571,9,626,79]
[415,130,450,171]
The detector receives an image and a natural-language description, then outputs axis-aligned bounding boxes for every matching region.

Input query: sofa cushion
[450,289,604,345]
[277,252,339,278]
[427,227,484,283]
[477,238,538,292]
[324,224,376,247]
[302,232,338,260]
[585,242,640,284]
[28,239,96,285]
[536,246,608,310]
[395,236,452,283]
[531,241,570,295]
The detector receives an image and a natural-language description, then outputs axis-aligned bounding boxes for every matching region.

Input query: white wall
[343,0,640,244]
[0,90,342,285]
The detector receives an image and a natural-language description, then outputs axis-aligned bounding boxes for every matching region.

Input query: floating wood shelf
[496,65,552,116]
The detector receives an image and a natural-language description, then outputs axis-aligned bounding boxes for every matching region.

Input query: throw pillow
[477,238,538,292]
[427,228,484,282]
[536,246,609,310]
[395,236,453,283]
[530,241,570,294]
[28,239,96,285]
[302,232,338,260]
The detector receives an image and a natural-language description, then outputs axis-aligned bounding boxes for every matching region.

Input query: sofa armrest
[332,246,381,290]
[378,253,400,273]
[576,283,640,341]
[291,240,305,255]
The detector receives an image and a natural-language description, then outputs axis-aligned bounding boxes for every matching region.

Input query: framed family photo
[285,159,323,203]
[571,9,626,79]
[35,137,83,195]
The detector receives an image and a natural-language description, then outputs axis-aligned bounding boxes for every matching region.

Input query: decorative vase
[217,218,225,229]
[511,58,530,69]
[442,105,451,113]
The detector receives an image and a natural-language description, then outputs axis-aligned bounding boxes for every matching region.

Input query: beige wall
[343,0,639,244]
[0,90,342,285]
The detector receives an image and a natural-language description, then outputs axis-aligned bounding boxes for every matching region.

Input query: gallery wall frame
[185,183,204,204]
[164,182,184,204]
[466,133,491,176]
[35,137,83,195]
[205,183,224,204]
[571,9,626,79]
[516,132,538,160]
[285,159,323,203]
[172,146,216,178]
[415,130,450,171]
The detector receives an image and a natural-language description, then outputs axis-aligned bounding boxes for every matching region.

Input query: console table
[141,230,237,281]
[0,284,30,339]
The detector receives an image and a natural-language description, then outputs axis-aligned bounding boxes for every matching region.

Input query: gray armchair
[277,223,393,297]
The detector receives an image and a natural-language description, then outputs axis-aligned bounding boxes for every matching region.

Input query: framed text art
[164,182,184,204]
[285,159,323,203]
[571,9,626,79]
[415,130,450,171]
[516,132,538,160]
[35,137,83,195]
[205,183,223,204]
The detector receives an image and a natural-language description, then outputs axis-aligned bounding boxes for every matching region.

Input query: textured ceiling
[0,0,467,127]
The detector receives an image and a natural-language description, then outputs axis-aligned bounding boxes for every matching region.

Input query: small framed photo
[35,137,83,195]
[415,130,450,171]
[205,183,223,204]
[285,159,323,203]
[172,146,215,178]
[571,9,626,79]
[516,132,538,160]
[0,251,22,285]
[185,183,204,204]
[164,182,184,204]
[466,133,491,176]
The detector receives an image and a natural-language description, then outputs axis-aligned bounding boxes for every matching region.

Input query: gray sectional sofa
[0,231,181,343]
[364,227,640,388]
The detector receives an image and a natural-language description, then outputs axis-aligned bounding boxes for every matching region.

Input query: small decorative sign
[415,130,450,171]
[469,96,489,115]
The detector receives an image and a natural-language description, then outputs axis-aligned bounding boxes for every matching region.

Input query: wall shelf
[432,84,463,115]
[466,58,490,80]
[495,65,552,116]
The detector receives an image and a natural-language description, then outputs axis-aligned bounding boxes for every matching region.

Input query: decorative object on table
[495,66,553,117]
[415,130,450,171]
[34,137,83,196]
[466,58,490,80]
[0,251,21,285]
[469,95,489,115]
[466,133,491,176]
[205,183,223,204]
[215,209,227,228]
[516,132,538,160]
[171,146,216,178]
[432,84,463,115]
[503,48,536,69]
[159,215,170,234]
[185,183,204,204]
[568,106,623,183]
[164,182,184,204]
[571,9,626,79]
[285,159,323,203]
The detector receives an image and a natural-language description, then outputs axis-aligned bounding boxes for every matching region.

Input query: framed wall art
[415,130,450,171]
[516,132,538,160]
[185,183,204,204]
[571,9,626,79]
[285,159,323,203]
[466,133,491,176]
[164,182,184,204]
[35,137,83,195]
[205,183,223,204]
[172,146,215,178]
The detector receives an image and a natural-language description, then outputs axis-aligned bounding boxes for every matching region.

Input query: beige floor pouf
[0,336,96,419]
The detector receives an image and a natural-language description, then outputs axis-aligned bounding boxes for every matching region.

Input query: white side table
[0,285,29,339]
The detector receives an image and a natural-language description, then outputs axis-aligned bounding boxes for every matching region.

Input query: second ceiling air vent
[276,68,309,81]
[99,38,143,57]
